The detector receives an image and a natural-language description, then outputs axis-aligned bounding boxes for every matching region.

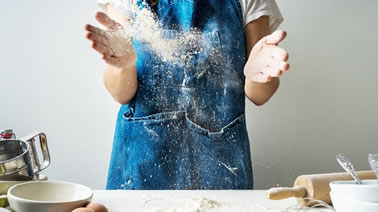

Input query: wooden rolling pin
[266,170,376,206]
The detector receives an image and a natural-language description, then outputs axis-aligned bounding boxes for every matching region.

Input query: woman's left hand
[244,30,290,83]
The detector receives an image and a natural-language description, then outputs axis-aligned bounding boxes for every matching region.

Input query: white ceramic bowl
[329,180,378,203]
[7,181,93,212]
[330,191,378,212]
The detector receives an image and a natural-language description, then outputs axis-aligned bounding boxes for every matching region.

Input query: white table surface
[92,190,334,212]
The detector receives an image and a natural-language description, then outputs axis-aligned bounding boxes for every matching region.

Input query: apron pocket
[186,114,253,189]
[114,110,192,189]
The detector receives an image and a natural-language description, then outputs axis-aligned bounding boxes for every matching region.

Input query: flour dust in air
[112,2,212,66]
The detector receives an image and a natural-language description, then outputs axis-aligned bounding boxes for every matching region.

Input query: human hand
[244,30,290,83]
[85,12,137,69]
[72,202,108,212]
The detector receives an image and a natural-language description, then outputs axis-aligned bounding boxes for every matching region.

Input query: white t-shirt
[98,0,283,32]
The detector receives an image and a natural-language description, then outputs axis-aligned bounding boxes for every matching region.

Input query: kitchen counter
[92,190,334,212]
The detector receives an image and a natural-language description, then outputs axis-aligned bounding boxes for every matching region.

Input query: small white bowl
[330,191,378,212]
[330,180,378,203]
[7,181,93,212]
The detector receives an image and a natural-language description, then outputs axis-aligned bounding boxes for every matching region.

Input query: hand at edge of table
[72,202,108,212]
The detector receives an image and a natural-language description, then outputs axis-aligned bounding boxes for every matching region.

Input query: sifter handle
[21,132,51,173]
[266,186,306,200]
[34,132,50,172]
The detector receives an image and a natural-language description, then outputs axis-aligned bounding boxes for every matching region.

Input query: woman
[85,0,289,190]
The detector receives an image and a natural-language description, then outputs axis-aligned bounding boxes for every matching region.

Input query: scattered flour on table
[104,195,302,212]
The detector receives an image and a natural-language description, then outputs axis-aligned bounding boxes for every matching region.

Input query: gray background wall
[0,0,377,189]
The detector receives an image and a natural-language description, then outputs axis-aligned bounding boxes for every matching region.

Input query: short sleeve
[240,0,283,31]
[97,0,134,19]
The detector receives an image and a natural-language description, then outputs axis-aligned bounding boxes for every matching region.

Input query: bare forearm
[244,77,279,106]
[103,64,138,105]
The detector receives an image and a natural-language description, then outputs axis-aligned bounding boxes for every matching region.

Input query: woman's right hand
[85,12,137,69]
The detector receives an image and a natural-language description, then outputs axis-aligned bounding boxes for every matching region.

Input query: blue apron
[106,0,253,189]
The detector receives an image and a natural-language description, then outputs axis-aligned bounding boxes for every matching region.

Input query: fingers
[92,41,114,55]
[84,24,107,37]
[269,60,290,72]
[262,66,283,77]
[252,73,272,83]
[271,46,289,61]
[92,42,123,67]
[249,61,289,83]
[265,51,290,77]
[86,32,108,46]
[266,30,287,45]
[252,68,281,83]
[95,11,121,30]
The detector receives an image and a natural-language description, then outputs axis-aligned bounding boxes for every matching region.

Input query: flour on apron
[106,0,254,190]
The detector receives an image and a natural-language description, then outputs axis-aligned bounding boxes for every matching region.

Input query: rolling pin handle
[266,186,306,200]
